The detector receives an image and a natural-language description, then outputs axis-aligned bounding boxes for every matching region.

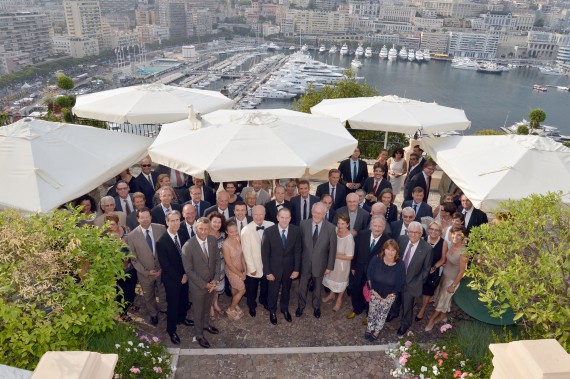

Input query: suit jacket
[126,211,139,231]
[362,177,392,205]
[384,203,398,224]
[290,194,320,226]
[156,230,189,288]
[338,158,369,189]
[324,209,335,223]
[261,224,302,280]
[241,187,271,206]
[390,220,426,239]
[114,194,134,213]
[299,219,337,278]
[264,200,293,224]
[203,205,234,219]
[360,203,372,213]
[181,235,222,295]
[150,203,183,226]
[461,207,488,233]
[93,211,127,228]
[241,220,274,278]
[182,200,211,217]
[352,230,389,275]
[134,171,160,209]
[401,200,434,222]
[315,182,347,211]
[128,223,166,278]
[200,185,216,205]
[404,162,423,187]
[397,236,433,297]
[333,206,370,233]
[405,172,430,202]
[179,220,194,240]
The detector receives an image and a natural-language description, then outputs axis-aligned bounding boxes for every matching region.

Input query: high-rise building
[63,0,103,48]
[159,0,188,39]
[0,11,52,65]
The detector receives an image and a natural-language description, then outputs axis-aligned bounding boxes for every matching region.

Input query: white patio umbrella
[148,109,358,181]
[420,135,570,212]
[0,118,153,214]
[310,95,471,146]
[72,83,234,124]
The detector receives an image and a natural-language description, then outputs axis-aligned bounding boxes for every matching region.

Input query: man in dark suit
[315,169,347,211]
[387,221,433,335]
[391,207,417,238]
[290,179,320,226]
[334,193,370,236]
[403,153,422,190]
[126,192,147,231]
[192,177,216,205]
[356,189,372,213]
[133,157,160,209]
[155,210,193,345]
[369,202,393,236]
[338,147,369,193]
[229,201,252,233]
[401,187,434,222]
[362,163,392,206]
[203,191,234,220]
[404,160,436,202]
[265,185,293,224]
[151,186,183,226]
[261,208,302,325]
[320,194,335,223]
[459,194,488,234]
[181,203,198,239]
[347,216,389,319]
[156,165,191,203]
[183,185,211,218]
[114,180,135,215]
[128,208,167,326]
[296,202,337,319]
[181,217,222,349]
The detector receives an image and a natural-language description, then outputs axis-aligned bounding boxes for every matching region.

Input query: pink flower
[405,340,412,348]
[152,336,160,343]
[440,323,453,333]
[153,367,162,373]
[402,353,411,359]
[399,357,408,365]
[438,359,443,366]
[129,367,141,374]
[441,352,449,359]
[453,370,462,378]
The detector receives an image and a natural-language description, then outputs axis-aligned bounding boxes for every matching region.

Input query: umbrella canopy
[148,109,358,181]
[0,118,152,213]
[420,135,570,212]
[72,83,234,124]
[310,95,471,134]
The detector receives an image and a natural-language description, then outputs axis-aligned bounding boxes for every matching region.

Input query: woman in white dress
[323,214,355,311]
[387,147,407,195]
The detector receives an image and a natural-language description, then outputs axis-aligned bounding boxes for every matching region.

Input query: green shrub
[473,129,505,135]
[516,125,529,135]
[55,95,76,109]
[0,209,126,369]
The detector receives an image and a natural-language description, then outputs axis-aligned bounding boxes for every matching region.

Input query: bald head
[371,202,387,216]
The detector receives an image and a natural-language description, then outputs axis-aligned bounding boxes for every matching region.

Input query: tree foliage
[293,71,408,158]
[516,124,529,135]
[0,209,126,369]
[466,193,570,350]
[528,108,546,130]
[56,75,75,91]
[55,95,76,109]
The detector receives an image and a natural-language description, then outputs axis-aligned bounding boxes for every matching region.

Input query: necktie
[189,225,195,238]
[248,208,252,217]
[174,235,182,256]
[146,229,154,255]
[370,238,376,252]
[281,230,286,248]
[330,186,335,202]
[373,180,378,194]
[256,225,265,231]
[202,241,209,261]
[194,202,200,216]
[303,199,308,220]
[147,174,154,188]
[462,209,467,215]
[403,242,413,272]
[125,199,132,215]
[312,224,319,246]
[413,204,417,213]
[404,228,408,235]
[240,221,244,232]
[426,175,431,195]
[175,170,183,187]
[352,161,357,182]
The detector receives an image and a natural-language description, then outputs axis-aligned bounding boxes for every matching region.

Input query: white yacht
[289,46,296,51]
[423,49,431,61]
[408,49,415,62]
[538,66,565,76]
[254,87,296,99]
[319,45,326,53]
[364,46,373,58]
[451,57,478,70]
[387,47,397,60]
[340,44,349,56]
[351,59,362,69]
[267,42,280,51]
[355,44,364,58]
[399,47,408,60]
[329,45,337,54]
[379,45,388,59]
[301,44,308,52]
[415,50,424,62]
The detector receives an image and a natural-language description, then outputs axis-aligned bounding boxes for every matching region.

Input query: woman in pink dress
[223,220,247,320]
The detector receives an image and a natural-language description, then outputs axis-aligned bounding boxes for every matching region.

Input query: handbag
[426,271,441,288]
[363,283,371,302]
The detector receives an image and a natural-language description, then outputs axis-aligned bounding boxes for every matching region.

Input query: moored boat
[387,47,397,60]
[340,44,348,56]
[379,45,388,59]
[364,46,373,58]
[351,58,362,69]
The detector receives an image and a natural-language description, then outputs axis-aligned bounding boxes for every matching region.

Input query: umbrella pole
[384,132,388,149]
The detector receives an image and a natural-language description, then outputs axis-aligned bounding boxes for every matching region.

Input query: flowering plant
[387,325,486,378]
[114,331,172,379]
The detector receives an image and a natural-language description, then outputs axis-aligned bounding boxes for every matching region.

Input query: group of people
[72,145,488,348]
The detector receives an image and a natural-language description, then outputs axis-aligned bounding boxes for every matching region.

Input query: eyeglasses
[428,228,441,232]
[141,164,151,167]
[408,231,421,235]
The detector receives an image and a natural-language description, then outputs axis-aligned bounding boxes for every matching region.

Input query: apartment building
[293,10,349,35]
[53,35,99,58]
[63,0,103,47]
[0,12,52,64]
[420,31,450,53]
[448,31,499,59]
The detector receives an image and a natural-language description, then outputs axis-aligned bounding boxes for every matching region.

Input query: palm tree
[528,108,546,132]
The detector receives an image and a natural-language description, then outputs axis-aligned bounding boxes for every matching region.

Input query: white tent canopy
[148,109,358,181]
[72,83,234,124]
[0,118,152,214]
[310,95,471,134]
[420,135,570,212]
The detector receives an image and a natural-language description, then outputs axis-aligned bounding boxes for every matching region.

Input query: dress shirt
[141,226,155,252]
[301,196,310,219]
[350,158,358,182]
[329,184,336,202]
[463,208,473,227]
[119,196,134,213]
[218,207,229,219]
[348,210,357,230]
[403,240,419,265]
[185,222,195,237]
[255,223,265,239]
[161,204,172,214]
[312,221,322,236]
[278,226,288,238]
[400,224,409,236]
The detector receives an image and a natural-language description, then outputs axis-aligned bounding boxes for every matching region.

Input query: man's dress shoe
[313,308,321,319]
[283,311,292,322]
[295,307,303,317]
[178,319,194,327]
[249,308,256,317]
[270,312,277,325]
[150,315,158,326]
[203,326,220,335]
[169,332,180,345]
[397,327,407,336]
[197,337,210,348]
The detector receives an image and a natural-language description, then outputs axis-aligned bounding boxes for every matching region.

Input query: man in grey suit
[387,221,433,335]
[127,208,167,326]
[296,202,337,319]
[333,193,370,237]
[181,217,222,349]
[241,180,271,206]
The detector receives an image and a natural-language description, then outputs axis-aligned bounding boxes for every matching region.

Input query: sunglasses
[141,164,151,167]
